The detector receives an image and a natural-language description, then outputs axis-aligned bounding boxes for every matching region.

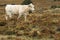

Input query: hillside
[0,0,60,40]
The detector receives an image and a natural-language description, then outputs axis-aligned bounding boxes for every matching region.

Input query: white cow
[5,3,35,21]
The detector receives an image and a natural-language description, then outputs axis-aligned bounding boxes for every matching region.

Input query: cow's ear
[29,3,32,7]
[29,3,32,5]
[29,4,31,7]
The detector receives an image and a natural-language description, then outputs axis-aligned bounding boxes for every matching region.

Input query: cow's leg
[6,11,12,20]
[5,14,8,20]
[9,14,12,18]
[17,13,22,19]
[5,11,9,20]
[24,13,27,21]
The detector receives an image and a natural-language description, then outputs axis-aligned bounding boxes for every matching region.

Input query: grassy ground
[0,10,60,40]
[0,0,60,40]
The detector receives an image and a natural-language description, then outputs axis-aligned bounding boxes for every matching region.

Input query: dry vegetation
[0,0,60,40]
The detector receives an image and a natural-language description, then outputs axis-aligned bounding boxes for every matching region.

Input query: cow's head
[29,3,35,13]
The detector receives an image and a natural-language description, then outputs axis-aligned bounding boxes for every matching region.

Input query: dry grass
[0,0,60,40]
[0,11,60,40]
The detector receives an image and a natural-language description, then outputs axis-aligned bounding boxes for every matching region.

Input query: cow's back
[5,5,22,14]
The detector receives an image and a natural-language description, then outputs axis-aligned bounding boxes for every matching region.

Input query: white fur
[5,3,35,21]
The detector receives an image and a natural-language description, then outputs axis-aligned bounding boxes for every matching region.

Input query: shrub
[21,0,32,5]
[54,0,60,1]
[51,5,57,9]
[57,6,60,8]
[51,5,60,9]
